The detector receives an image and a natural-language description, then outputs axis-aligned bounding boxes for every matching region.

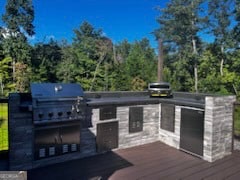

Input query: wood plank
[110,151,198,179]
[138,158,206,180]
[140,152,231,179]
[226,171,240,180]
[182,156,240,180]
[28,142,240,180]
[204,163,240,180]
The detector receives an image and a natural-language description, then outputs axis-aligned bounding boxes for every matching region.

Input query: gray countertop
[86,95,205,109]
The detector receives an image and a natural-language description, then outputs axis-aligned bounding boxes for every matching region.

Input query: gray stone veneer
[159,105,181,149]
[203,96,236,162]
[158,95,236,162]
[118,105,159,149]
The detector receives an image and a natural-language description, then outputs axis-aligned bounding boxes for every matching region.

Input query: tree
[0,57,14,97]
[233,0,240,45]
[57,21,114,91]
[31,39,62,82]
[155,0,206,92]
[2,0,35,36]
[1,0,35,91]
[208,0,234,76]
[115,40,131,63]
[89,37,113,91]
[124,39,157,90]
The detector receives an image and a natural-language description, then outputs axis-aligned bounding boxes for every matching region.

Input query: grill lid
[31,83,84,99]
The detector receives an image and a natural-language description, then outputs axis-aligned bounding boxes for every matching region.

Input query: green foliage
[1,35,32,64]
[15,62,31,92]
[208,0,234,45]
[0,57,15,97]
[234,104,240,136]
[1,0,240,96]
[122,39,157,90]
[155,0,205,49]
[31,40,62,82]
[1,0,35,92]
[155,0,206,92]
[2,0,35,36]
[57,45,96,90]
[233,0,240,44]
[57,21,109,91]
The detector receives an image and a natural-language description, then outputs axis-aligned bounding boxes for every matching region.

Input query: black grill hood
[31,83,84,99]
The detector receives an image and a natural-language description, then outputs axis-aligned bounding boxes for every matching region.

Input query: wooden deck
[28,142,240,180]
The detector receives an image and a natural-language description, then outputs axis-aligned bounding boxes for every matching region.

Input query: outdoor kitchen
[7,83,236,170]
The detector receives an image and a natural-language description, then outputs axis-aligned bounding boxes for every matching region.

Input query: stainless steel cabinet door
[180,108,204,157]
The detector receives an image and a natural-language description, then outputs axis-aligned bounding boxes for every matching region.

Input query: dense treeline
[0,0,240,97]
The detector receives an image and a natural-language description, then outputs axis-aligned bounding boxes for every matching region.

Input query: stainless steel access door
[180,108,204,157]
[34,122,80,160]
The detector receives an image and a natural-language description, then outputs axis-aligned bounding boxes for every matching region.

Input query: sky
[0,0,168,49]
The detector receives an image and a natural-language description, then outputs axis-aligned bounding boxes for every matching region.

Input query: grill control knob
[38,113,44,119]
[48,112,54,118]
[58,112,63,117]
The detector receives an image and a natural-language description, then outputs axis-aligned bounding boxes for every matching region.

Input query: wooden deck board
[28,142,240,180]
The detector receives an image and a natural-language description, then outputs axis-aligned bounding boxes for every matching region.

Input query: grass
[0,103,8,151]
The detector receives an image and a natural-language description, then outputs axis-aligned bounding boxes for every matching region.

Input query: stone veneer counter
[85,91,235,162]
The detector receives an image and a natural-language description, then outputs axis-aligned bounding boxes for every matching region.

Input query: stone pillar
[8,93,33,170]
[204,96,236,162]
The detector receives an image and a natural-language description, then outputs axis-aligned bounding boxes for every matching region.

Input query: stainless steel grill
[31,83,85,123]
[30,83,86,160]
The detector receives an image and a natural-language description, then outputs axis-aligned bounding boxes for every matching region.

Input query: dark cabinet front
[96,121,119,153]
[180,108,204,157]
[34,122,80,160]
[161,104,175,132]
[129,107,143,133]
[100,106,117,120]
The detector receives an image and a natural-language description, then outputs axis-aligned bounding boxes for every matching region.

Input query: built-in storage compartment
[96,121,119,153]
[180,108,204,157]
[129,107,143,133]
[161,104,175,132]
[100,106,117,120]
[34,121,80,160]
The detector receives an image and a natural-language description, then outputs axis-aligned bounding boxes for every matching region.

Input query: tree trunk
[89,53,106,91]
[158,39,164,82]
[220,45,224,76]
[113,44,117,63]
[191,1,198,93]
[194,64,198,93]
[104,64,109,91]
[0,78,4,97]
[192,38,198,93]
[12,59,16,82]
